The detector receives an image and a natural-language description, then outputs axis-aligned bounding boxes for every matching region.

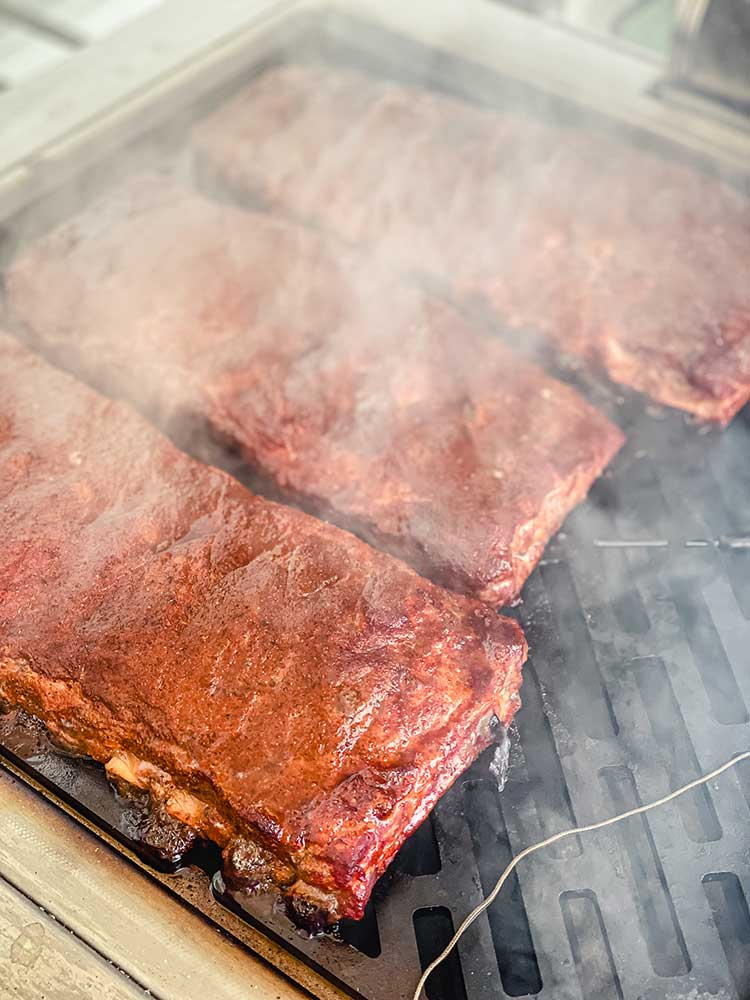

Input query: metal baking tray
[1,4,749,999]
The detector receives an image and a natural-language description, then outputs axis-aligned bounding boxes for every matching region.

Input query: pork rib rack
[0,335,526,924]
[5,176,623,605]
[192,63,750,424]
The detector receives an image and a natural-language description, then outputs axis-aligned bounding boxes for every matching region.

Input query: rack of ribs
[5,176,623,605]
[192,63,750,425]
[0,334,526,925]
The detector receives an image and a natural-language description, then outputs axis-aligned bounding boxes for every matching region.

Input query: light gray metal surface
[0,0,164,89]
[0,0,163,45]
[0,876,146,1000]
[0,11,69,87]
[0,768,307,1000]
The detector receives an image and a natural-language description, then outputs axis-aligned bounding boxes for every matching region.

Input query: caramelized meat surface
[6,177,623,604]
[0,336,526,922]
[192,64,750,424]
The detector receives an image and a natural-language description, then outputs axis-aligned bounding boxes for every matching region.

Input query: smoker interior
[1,10,749,1000]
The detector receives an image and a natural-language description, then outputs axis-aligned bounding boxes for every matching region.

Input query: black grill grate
[1,14,749,1000]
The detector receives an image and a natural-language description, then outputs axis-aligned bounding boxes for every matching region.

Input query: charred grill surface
[192,63,750,424]
[4,176,623,605]
[0,335,526,923]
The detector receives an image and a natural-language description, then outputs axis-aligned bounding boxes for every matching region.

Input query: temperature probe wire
[412,749,750,1000]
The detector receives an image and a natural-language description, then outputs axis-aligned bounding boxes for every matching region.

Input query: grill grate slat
[560,890,624,1000]
[599,764,691,978]
[702,874,750,998]
[632,656,723,843]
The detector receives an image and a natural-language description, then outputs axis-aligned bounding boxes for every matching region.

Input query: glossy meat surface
[0,335,526,921]
[5,177,623,604]
[193,64,750,424]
